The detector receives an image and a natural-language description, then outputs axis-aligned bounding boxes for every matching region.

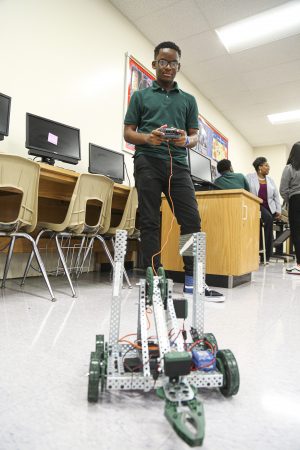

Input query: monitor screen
[88,143,124,184]
[26,113,81,165]
[188,148,212,183]
[0,92,11,140]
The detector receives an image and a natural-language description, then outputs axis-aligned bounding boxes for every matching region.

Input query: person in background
[246,157,281,262]
[280,142,300,274]
[214,159,250,191]
[124,41,224,302]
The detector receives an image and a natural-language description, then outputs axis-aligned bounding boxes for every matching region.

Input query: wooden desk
[0,164,133,260]
[160,189,262,288]
[38,164,129,223]
[39,164,128,204]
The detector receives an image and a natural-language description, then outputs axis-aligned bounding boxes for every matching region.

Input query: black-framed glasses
[156,59,179,69]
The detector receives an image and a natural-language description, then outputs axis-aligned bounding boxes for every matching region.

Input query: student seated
[214,159,250,191]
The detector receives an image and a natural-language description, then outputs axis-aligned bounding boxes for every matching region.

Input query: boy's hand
[146,125,187,147]
[166,128,187,146]
[145,125,168,145]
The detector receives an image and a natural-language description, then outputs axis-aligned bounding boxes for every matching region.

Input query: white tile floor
[0,263,299,450]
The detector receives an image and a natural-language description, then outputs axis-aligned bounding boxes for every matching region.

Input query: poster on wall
[123,54,155,153]
[194,114,228,163]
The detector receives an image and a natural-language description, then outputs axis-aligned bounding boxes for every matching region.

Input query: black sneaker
[183,276,225,303]
[204,284,225,303]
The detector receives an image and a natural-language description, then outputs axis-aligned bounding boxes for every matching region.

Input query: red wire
[188,338,216,353]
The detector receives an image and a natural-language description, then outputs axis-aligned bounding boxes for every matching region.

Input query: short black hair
[217,159,232,174]
[154,41,181,59]
[253,156,267,172]
[287,141,300,170]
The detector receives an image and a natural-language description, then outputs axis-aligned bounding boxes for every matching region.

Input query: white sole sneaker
[205,295,225,303]
[183,291,225,302]
[286,266,300,274]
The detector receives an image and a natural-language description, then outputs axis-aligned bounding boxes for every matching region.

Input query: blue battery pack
[191,349,216,371]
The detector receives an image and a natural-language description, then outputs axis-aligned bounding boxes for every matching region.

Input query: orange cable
[118,308,154,345]
[117,338,158,351]
[118,332,137,341]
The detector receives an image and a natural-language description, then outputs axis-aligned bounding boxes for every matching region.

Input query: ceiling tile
[209,90,257,110]
[250,80,300,110]
[109,0,176,21]
[179,30,227,64]
[231,35,300,73]
[135,1,210,42]
[241,60,300,90]
[199,75,248,100]
[183,54,237,83]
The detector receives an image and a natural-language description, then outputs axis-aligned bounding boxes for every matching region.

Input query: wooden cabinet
[161,189,262,285]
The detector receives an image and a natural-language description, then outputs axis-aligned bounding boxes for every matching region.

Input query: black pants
[289,194,300,264]
[134,154,201,275]
[260,205,274,261]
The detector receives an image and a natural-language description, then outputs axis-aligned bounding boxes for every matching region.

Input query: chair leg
[95,235,115,267]
[73,236,86,276]
[21,229,46,286]
[261,224,267,265]
[1,236,16,288]
[99,236,132,289]
[17,233,56,302]
[55,235,70,276]
[122,267,132,289]
[55,235,77,298]
[75,237,95,278]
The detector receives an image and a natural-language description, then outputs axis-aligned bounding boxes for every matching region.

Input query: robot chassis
[87,230,239,447]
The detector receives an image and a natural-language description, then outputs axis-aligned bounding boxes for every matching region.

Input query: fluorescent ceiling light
[268,109,300,124]
[215,1,300,53]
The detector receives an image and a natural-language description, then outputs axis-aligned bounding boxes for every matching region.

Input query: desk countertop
[193,188,263,203]
[39,163,130,199]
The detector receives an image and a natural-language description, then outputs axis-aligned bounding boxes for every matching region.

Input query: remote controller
[160,127,181,139]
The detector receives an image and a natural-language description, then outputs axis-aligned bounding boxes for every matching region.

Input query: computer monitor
[0,92,11,141]
[26,113,81,165]
[188,148,212,184]
[88,143,124,184]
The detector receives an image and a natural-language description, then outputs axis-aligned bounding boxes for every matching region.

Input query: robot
[87,230,239,447]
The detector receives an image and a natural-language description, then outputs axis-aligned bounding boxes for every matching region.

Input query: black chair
[272,221,296,263]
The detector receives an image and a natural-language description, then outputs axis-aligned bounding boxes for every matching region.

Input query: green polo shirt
[214,172,250,191]
[124,80,199,166]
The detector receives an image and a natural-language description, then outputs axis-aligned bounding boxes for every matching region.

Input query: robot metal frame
[87,230,239,447]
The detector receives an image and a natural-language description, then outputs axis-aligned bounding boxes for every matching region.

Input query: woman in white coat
[247,157,281,262]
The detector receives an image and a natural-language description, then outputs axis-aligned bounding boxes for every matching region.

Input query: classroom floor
[0,262,299,450]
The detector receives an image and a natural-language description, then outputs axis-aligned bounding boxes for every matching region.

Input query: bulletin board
[195,114,228,162]
[123,54,155,153]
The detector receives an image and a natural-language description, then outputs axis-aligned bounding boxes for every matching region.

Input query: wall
[0,0,254,182]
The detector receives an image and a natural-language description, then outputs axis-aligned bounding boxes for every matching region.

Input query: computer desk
[160,189,262,288]
[0,163,133,263]
[38,163,129,222]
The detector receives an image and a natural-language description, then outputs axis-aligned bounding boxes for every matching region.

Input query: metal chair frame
[0,154,56,301]
[21,173,114,297]
[77,187,139,288]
